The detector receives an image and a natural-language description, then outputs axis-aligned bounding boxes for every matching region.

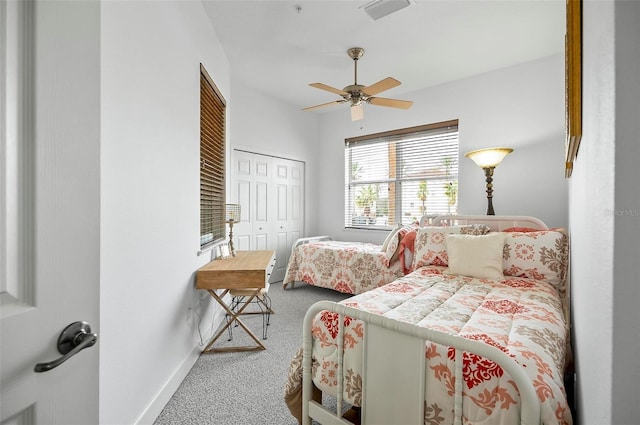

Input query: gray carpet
[154,282,350,425]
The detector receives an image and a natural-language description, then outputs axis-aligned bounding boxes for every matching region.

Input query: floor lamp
[225,204,241,256]
[465,147,513,215]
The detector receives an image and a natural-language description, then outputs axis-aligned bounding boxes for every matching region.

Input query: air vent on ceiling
[362,0,411,21]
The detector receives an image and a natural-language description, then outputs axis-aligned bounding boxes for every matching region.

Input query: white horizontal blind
[344,120,459,229]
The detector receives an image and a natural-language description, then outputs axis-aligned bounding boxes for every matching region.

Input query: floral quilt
[284,267,572,425]
[282,240,404,294]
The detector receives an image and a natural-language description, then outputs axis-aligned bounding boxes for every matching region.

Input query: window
[344,119,459,229]
[200,64,226,248]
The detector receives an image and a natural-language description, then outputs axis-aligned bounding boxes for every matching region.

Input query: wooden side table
[196,250,276,353]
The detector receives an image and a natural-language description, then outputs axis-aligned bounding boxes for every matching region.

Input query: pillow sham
[502,226,542,233]
[502,229,569,290]
[412,225,474,269]
[381,223,402,252]
[445,233,506,280]
[460,224,492,235]
[385,225,414,266]
[398,228,418,274]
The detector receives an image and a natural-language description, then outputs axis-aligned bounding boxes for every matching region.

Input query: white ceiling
[203,0,566,113]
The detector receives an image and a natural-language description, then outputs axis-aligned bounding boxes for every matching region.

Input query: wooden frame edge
[565,0,582,178]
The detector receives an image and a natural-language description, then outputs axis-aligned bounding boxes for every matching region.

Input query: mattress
[283,240,404,294]
[285,266,572,424]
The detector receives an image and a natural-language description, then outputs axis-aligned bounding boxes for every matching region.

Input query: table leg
[202,289,267,353]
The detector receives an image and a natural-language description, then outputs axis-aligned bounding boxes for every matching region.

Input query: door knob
[34,321,98,373]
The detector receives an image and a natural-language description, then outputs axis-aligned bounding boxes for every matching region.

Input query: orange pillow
[502,227,542,233]
[398,229,417,274]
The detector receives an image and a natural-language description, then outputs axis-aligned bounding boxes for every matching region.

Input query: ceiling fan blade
[362,77,401,96]
[302,100,343,111]
[309,82,349,97]
[351,104,364,121]
[368,97,413,109]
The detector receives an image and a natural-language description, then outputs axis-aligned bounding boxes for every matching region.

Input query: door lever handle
[34,321,98,373]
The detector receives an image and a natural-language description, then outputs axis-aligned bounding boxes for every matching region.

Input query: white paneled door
[1,1,100,424]
[231,150,304,282]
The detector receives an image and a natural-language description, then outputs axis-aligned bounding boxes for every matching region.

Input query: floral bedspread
[282,240,404,294]
[284,267,572,425]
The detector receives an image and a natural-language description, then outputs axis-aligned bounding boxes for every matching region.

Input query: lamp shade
[465,147,513,168]
[225,204,241,223]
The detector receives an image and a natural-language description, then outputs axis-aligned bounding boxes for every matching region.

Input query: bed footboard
[291,235,332,251]
[283,236,332,289]
[302,301,542,425]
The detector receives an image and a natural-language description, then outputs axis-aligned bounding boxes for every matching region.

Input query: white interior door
[232,150,272,251]
[233,151,252,250]
[271,158,304,282]
[1,1,100,423]
[230,150,304,282]
[252,156,272,250]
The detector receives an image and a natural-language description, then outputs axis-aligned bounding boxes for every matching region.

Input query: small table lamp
[465,147,513,215]
[225,204,241,256]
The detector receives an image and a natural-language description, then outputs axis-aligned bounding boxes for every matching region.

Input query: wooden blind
[200,64,226,248]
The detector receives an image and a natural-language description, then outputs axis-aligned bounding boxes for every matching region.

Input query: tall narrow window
[200,64,226,248]
[345,120,459,229]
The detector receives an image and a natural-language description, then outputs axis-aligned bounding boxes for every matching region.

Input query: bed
[282,230,409,294]
[284,215,572,425]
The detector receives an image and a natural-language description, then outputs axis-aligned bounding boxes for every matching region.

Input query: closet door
[251,156,271,250]
[271,158,304,281]
[231,150,305,283]
[232,150,271,251]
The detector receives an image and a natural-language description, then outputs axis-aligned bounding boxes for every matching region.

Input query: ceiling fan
[303,47,414,121]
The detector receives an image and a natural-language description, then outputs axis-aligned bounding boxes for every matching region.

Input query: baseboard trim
[133,309,226,425]
[133,345,201,425]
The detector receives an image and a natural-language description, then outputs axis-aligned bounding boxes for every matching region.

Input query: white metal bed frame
[429,214,548,230]
[300,215,550,425]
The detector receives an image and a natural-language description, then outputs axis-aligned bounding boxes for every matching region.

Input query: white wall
[100,2,230,424]
[227,81,321,235]
[611,2,640,423]
[314,55,568,244]
[570,1,640,423]
[568,2,615,422]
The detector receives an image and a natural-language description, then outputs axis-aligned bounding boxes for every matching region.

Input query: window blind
[344,120,459,229]
[200,64,226,248]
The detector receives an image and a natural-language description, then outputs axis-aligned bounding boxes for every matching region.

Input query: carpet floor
[154,282,350,425]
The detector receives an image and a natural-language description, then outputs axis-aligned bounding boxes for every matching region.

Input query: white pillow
[445,233,506,280]
[381,223,402,252]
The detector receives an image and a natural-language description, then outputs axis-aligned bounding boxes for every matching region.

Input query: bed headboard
[423,214,549,231]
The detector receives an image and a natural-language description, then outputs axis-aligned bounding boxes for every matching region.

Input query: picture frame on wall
[565,0,582,178]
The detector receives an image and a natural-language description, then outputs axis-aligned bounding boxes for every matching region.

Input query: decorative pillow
[445,233,506,280]
[502,230,569,290]
[381,223,402,252]
[502,226,543,233]
[398,228,418,274]
[460,224,491,236]
[412,226,472,269]
[385,225,414,265]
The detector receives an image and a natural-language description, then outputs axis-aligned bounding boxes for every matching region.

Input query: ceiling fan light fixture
[362,0,411,21]
[351,104,364,121]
